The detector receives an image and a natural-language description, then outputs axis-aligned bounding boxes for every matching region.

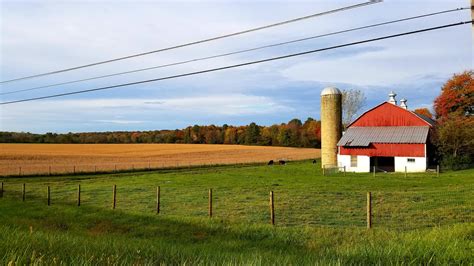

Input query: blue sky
[0,0,472,133]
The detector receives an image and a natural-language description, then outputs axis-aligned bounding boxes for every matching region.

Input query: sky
[0,0,472,133]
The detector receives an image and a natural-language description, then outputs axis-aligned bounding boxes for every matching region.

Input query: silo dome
[321,87,342,96]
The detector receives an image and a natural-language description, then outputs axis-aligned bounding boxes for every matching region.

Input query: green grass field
[0,160,473,264]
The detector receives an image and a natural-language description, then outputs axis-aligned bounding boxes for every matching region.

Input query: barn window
[351,155,357,167]
[407,158,416,163]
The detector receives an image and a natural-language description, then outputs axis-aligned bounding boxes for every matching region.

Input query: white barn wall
[337,154,370,172]
[337,154,350,170]
[338,154,427,173]
[395,157,427,172]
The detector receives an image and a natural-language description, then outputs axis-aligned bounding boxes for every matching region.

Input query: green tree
[245,122,260,145]
[434,115,474,169]
[278,126,290,146]
[287,119,302,147]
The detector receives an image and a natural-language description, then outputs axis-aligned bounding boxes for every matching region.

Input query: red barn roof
[348,102,434,127]
[338,102,434,157]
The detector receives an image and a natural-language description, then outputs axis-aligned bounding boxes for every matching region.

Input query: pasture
[0,160,472,264]
[0,144,319,176]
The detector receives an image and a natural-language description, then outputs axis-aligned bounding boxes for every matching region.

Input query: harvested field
[0,144,320,176]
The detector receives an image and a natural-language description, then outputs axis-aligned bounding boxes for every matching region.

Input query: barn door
[371,156,395,172]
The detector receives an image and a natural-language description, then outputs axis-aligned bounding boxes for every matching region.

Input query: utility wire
[1,7,467,96]
[0,0,381,84]
[1,20,471,105]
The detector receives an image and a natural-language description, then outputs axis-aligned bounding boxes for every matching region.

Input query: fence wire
[0,181,471,230]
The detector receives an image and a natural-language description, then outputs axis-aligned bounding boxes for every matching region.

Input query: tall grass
[0,161,473,264]
[0,198,472,265]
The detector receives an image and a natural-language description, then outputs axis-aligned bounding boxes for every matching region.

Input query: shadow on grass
[0,196,309,255]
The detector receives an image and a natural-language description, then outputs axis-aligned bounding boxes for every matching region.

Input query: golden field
[0,144,320,176]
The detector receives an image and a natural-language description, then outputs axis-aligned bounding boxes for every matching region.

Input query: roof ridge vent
[400,98,407,109]
[388,91,397,105]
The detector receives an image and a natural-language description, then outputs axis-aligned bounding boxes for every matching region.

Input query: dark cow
[267,160,274,165]
[312,159,317,164]
[279,160,286,165]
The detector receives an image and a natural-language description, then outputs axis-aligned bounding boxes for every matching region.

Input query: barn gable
[348,102,433,127]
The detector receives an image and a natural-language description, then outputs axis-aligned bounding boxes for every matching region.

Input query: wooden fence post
[437,165,440,177]
[0,182,3,198]
[343,166,346,176]
[208,188,213,218]
[73,166,76,175]
[367,192,372,229]
[112,185,116,209]
[269,191,275,226]
[47,186,51,206]
[405,166,407,178]
[77,184,81,206]
[156,186,160,214]
[19,167,22,176]
[22,183,25,201]
[373,166,376,177]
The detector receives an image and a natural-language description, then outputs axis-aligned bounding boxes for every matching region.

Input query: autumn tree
[413,108,433,119]
[432,70,474,169]
[260,125,280,146]
[224,127,238,144]
[434,70,474,120]
[341,89,366,127]
[183,127,193,143]
[287,118,302,147]
[302,118,321,148]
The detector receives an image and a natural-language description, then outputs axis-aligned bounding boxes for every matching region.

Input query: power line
[1,7,467,96]
[1,20,471,106]
[0,1,381,84]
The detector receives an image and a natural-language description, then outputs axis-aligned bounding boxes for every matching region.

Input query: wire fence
[0,181,471,231]
[0,159,286,177]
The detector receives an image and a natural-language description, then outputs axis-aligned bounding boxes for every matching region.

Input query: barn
[337,92,435,173]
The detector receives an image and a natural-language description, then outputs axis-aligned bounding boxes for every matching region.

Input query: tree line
[0,118,322,148]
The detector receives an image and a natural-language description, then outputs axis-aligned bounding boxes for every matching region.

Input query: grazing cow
[312,159,317,164]
[279,160,286,165]
[267,160,274,165]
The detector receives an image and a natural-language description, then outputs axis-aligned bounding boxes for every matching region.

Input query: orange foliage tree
[432,70,474,169]
[433,70,474,120]
[413,108,433,119]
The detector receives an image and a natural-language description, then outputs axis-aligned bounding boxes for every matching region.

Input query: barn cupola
[400,98,408,109]
[388,91,397,105]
